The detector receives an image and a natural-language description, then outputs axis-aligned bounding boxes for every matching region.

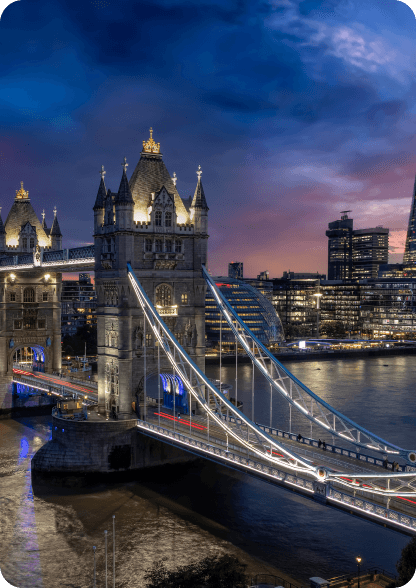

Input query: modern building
[325,211,353,280]
[326,212,389,281]
[271,277,319,338]
[61,273,97,337]
[359,278,416,337]
[282,271,326,280]
[320,281,361,336]
[403,179,416,277]
[352,227,389,279]
[257,270,270,280]
[228,262,243,280]
[205,277,284,347]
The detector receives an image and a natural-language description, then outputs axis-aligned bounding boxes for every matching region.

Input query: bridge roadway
[138,407,416,534]
[12,368,98,402]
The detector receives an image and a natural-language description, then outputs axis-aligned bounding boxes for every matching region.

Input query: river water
[0,356,415,588]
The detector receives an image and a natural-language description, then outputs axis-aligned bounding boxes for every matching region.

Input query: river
[0,355,414,588]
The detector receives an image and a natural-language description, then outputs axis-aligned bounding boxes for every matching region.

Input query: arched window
[23,288,35,303]
[181,293,188,304]
[145,333,152,347]
[155,211,162,226]
[165,240,172,253]
[155,284,172,307]
[175,240,182,253]
[145,239,152,252]
[22,238,27,250]
[165,211,172,227]
[155,240,163,252]
[30,238,35,249]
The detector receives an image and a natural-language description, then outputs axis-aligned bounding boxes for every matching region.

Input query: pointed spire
[191,165,208,210]
[115,158,134,204]
[41,209,48,230]
[50,206,62,236]
[94,165,108,210]
[0,207,5,234]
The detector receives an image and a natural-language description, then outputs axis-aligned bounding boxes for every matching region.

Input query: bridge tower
[94,129,208,419]
[0,183,63,413]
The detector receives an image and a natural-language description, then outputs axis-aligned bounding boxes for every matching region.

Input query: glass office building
[206,277,285,346]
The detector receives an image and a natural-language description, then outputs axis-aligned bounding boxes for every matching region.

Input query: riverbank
[205,346,415,365]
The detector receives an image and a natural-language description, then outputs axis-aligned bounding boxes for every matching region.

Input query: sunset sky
[0,0,415,278]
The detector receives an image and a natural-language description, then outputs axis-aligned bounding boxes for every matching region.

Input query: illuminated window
[14,320,22,329]
[23,288,35,303]
[155,284,172,307]
[155,211,162,226]
[23,317,36,329]
[165,212,172,227]
[181,293,188,304]
[146,333,152,347]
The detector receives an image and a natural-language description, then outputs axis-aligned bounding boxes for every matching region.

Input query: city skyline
[0,0,415,277]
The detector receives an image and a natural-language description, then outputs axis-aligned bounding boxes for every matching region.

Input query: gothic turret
[94,165,107,231]
[190,165,209,237]
[115,157,134,231]
[50,207,62,250]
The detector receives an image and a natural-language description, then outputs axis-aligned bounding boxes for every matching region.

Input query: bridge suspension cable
[202,265,416,466]
[128,264,415,498]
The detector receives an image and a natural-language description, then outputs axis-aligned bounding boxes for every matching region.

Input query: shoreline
[205,346,415,365]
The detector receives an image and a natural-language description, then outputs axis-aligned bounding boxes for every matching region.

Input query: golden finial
[16,181,29,199]
[142,127,161,154]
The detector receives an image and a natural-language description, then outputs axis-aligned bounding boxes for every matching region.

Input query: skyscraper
[325,211,353,280]
[403,179,416,275]
[352,227,389,279]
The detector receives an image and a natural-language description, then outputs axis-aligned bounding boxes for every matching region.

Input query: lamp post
[356,556,362,588]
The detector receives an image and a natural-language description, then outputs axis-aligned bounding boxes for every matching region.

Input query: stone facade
[0,185,63,411]
[94,130,209,419]
[31,416,194,474]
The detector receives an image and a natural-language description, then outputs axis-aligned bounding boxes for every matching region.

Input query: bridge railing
[137,419,416,533]
[219,415,415,473]
[249,573,305,588]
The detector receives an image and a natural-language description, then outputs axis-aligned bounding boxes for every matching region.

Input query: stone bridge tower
[0,183,63,413]
[94,129,208,419]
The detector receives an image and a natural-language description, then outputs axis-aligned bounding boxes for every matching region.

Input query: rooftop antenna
[340,210,352,220]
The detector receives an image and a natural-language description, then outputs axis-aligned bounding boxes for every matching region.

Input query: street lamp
[356,556,362,588]
[313,292,322,338]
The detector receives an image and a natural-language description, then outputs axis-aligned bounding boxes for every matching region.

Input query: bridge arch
[10,343,49,373]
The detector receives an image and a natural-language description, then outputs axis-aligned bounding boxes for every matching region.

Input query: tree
[385,537,416,588]
[396,536,415,587]
[144,554,248,588]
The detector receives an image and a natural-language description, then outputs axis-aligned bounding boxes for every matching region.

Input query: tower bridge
[0,130,414,534]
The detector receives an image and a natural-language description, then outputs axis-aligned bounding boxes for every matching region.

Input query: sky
[0,0,415,278]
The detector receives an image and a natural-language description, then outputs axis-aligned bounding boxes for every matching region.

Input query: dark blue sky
[0,0,415,276]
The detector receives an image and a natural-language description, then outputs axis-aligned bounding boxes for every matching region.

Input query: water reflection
[0,356,414,588]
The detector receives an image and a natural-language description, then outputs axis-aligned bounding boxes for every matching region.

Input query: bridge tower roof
[5,182,51,247]
[128,128,190,222]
